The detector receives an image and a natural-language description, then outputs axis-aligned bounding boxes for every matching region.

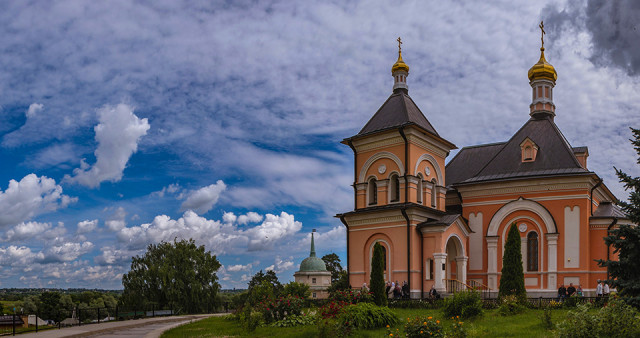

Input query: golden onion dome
[391,51,409,73]
[528,48,557,81]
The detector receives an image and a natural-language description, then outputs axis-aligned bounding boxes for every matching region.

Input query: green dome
[298,231,327,272]
[299,256,327,272]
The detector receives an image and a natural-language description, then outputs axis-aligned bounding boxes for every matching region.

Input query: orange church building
[336,33,632,298]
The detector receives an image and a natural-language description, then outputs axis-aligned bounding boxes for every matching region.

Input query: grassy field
[161,307,571,337]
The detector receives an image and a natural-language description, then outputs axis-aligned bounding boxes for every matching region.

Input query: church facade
[336,34,631,298]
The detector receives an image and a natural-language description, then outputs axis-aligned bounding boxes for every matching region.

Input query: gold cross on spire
[539,21,545,50]
[397,37,402,54]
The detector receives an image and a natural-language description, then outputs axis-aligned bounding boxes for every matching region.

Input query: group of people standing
[385,280,410,299]
[557,282,583,300]
[557,280,610,301]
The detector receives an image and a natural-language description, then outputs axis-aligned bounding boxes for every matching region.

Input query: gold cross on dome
[539,21,546,49]
[397,37,402,53]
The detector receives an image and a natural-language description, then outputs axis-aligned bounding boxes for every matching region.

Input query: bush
[329,289,373,304]
[318,300,350,319]
[443,290,483,319]
[540,307,553,330]
[271,313,315,327]
[336,302,398,329]
[556,299,640,337]
[497,295,526,316]
[282,282,311,299]
[404,316,444,338]
[254,295,304,323]
[388,298,442,309]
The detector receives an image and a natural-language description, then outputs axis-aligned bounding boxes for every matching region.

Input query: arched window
[431,179,438,208]
[527,232,539,271]
[368,178,377,205]
[417,174,423,204]
[390,174,400,202]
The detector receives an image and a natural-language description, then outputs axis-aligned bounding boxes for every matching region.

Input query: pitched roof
[445,142,505,186]
[592,202,627,219]
[357,91,439,137]
[446,116,589,186]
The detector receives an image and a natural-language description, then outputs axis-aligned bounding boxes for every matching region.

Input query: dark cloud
[543,0,640,76]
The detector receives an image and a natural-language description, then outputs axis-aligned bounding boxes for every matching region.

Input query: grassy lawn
[161,307,572,337]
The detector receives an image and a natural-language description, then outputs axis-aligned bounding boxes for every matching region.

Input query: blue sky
[1,0,639,289]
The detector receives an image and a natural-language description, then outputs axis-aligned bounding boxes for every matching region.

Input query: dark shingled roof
[446,116,588,186]
[592,202,627,219]
[418,213,460,227]
[445,142,505,186]
[357,91,439,137]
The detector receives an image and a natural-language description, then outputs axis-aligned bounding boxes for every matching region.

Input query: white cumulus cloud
[105,207,127,232]
[180,180,226,214]
[76,219,98,234]
[0,174,76,229]
[65,103,150,188]
[26,103,43,118]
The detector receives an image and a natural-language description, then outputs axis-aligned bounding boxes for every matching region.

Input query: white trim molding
[487,198,557,236]
[359,151,404,183]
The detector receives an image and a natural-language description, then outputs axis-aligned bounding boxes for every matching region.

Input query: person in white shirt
[596,280,603,299]
[603,282,610,299]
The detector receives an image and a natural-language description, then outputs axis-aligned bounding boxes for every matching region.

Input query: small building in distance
[294,230,332,299]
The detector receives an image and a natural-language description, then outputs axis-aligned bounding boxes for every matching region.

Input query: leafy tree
[282,281,311,299]
[370,242,387,306]
[247,270,282,293]
[122,238,221,314]
[499,222,526,300]
[246,270,282,305]
[598,127,640,308]
[321,253,344,284]
[0,302,3,314]
[20,296,38,314]
[328,270,350,294]
[39,291,63,322]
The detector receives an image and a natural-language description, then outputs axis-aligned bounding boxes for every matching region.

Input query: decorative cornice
[458,181,593,198]
[462,194,593,207]
[406,133,449,158]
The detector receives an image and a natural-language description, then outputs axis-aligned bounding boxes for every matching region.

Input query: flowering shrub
[329,289,373,304]
[556,299,640,337]
[254,294,304,323]
[450,319,467,337]
[403,316,444,337]
[547,300,563,309]
[497,295,526,316]
[317,300,350,319]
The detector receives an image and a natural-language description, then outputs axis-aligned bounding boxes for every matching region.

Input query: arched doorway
[444,235,467,292]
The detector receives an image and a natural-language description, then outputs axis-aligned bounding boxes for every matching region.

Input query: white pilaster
[486,237,499,290]
[546,233,559,289]
[456,256,468,286]
[433,253,447,292]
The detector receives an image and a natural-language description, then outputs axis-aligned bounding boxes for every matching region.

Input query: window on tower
[368,178,378,205]
[417,174,423,204]
[431,179,437,208]
[390,174,400,202]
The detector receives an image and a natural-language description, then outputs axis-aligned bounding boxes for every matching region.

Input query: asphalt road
[18,314,218,338]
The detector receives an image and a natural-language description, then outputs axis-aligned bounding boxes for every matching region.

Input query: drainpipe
[347,140,357,210]
[606,218,618,281]
[590,178,603,216]
[399,126,411,295]
[340,215,350,287]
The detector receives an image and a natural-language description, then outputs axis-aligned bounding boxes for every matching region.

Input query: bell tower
[337,39,464,298]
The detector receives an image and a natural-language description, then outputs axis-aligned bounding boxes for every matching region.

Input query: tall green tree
[598,127,640,308]
[122,238,221,314]
[499,222,526,300]
[246,270,283,305]
[370,242,387,306]
[321,253,344,284]
[39,292,63,322]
